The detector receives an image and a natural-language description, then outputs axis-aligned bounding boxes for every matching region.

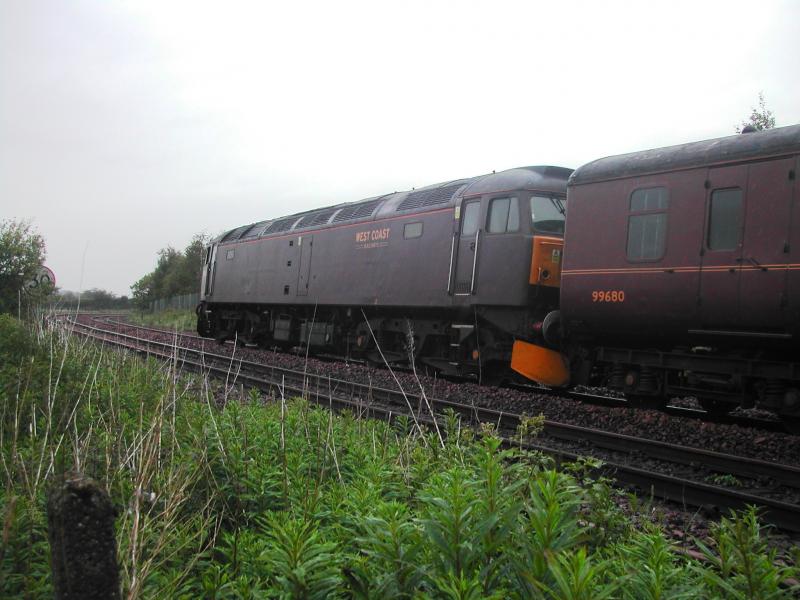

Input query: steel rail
[68,318,800,487]
[64,318,800,531]
[86,315,790,433]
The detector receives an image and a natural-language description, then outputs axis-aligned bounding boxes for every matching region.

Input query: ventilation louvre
[221,225,251,242]
[296,210,335,228]
[396,182,465,211]
[332,199,382,223]
[264,218,297,234]
[240,221,268,239]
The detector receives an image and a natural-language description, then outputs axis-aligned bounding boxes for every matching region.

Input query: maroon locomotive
[197,166,571,381]
[532,124,800,424]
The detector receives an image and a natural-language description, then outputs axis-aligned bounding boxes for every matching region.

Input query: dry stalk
[302,303,318,400]
[359,309,427,444]
[326,392,343,483]
[279,377,288,504]
[405,320,444,448]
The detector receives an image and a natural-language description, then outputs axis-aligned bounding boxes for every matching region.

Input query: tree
[56,288,131,310]
[131,272,155,311]
[0,219,47,314]
[130,233,210,310]
[182,233,209,290]
[736,92,776,132]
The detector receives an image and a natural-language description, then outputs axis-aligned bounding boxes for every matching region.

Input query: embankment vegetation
[1,314,798,598]
[127,308,196,332]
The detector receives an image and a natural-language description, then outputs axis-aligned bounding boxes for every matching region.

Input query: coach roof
[569,123,800,186]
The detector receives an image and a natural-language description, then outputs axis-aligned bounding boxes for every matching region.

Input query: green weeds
[1,314,798,598]
[128,308,196,332]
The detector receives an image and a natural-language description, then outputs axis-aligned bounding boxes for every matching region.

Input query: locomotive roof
[569,123,800,186]
[216,165,572,244]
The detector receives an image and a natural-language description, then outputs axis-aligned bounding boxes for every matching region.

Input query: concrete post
[47,473,121,600]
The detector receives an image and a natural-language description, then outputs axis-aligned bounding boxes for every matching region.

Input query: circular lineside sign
[25,265,56,292]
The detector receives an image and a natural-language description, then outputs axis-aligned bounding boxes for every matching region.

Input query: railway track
[81,314,790,433]
[61,314,800,533]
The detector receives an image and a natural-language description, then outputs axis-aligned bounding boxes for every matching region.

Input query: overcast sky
[2,0,799,296]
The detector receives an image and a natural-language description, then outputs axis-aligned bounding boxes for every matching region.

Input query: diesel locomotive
[196,166,572,381]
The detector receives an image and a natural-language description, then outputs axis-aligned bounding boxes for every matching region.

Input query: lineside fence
[149,292,199,312]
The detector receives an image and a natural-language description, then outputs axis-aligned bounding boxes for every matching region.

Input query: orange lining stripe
[563,263,800,276]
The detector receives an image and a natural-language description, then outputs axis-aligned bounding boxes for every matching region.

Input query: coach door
[737,158,793,332]
[698,165,746,330]
[296,235,313,296]
[452,199,482,295]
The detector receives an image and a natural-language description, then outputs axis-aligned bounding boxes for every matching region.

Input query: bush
[1,317,798,598]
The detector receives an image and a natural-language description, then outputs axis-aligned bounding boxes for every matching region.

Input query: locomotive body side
[208,204,456,308]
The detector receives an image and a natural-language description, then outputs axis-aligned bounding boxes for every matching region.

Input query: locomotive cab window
[531,195,566,234]
[487,197,519,233]
[403,222,423,239]
[626,187,668,261]
[461,201,481,236]
[707,188,743,251]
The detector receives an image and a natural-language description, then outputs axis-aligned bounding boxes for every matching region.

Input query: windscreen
[531,195,566,234]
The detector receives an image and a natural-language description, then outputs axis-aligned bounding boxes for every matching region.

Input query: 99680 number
[592,290,625,302]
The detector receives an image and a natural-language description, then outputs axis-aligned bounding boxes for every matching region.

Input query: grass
[127,308,196,332]
[1,313,798,598]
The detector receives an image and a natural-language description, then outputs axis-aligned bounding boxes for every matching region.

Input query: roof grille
[296,210,335,228]
[332,199,382,223]
[264,218,297,234]
[396,182,465,211]
[240,221,268,239]
[221,225,251,242]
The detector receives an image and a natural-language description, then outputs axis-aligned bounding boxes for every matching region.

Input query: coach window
[487,197,519,233]
[461,201,481,236]
[404,222,423,239]
[226,249,235,260]
[626,187,668,261]
[531,195,566,234]
[707,188,743,251]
